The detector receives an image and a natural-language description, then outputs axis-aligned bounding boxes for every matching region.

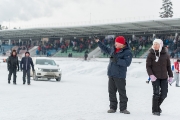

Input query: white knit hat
[152,39,163,62]
[152,39,163,52]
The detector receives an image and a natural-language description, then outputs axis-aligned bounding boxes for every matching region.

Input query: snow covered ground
[0,57,180,120]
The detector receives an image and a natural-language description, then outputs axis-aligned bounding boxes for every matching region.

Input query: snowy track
[0,58,179,120]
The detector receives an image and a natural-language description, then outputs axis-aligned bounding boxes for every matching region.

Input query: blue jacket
[98,41,132,79]
[20,57,34,71]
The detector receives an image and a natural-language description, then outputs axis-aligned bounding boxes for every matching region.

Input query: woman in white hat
[146,39,173,116]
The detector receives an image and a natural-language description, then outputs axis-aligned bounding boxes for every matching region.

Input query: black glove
[110,55,117,63]
[146,81,150,84]
[7,67,10,71]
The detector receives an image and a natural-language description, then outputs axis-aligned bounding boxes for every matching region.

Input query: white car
[30,58,62,81]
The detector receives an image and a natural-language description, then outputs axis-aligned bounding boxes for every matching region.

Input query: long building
[0,18,180,42]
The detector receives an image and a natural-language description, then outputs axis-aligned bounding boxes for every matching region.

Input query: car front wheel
[33,72,38,81]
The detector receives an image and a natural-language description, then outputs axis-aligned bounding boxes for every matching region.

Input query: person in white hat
[146,39,173,116]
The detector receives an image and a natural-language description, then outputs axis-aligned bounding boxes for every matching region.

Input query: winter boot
[23,82,25,85]
[13,82,16,85]
[28,83,31,85]
[107,109,116,113]
[120,110,130,114]
[152,97,160,114]
[8,80,10,84]
[158,98,164,113]
[159,108,162,113]
[176,84,180,87]
[153,112,160,116]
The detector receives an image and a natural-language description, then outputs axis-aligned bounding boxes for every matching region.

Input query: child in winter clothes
[171,59,180,87]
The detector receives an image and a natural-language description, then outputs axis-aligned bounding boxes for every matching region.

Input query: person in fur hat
[146,39,173,116]
[7,50,19,84]
[20,51,35,85]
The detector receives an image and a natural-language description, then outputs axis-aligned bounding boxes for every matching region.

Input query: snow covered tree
[160,0,173,18]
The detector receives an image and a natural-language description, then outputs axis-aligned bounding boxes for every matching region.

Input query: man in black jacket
[20,51,35,85]
[7,50,19,84]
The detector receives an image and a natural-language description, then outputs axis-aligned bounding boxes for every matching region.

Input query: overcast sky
[0,0,180,29]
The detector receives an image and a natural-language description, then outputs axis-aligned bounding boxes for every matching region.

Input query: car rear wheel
[56,77,61,82]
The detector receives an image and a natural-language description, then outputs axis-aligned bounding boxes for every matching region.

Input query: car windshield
[36,59,56,66]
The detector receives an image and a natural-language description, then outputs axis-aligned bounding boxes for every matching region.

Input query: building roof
[0,18,180,40]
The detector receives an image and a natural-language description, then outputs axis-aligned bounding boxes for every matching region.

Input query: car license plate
[46,72,54,75]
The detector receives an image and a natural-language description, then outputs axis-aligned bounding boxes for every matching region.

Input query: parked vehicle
[31,58,62,81]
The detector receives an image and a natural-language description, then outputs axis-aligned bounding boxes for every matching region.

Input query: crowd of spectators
[100,36,152,58]
[35,38,97,57]
[156,35,180,58]
[2,35,179,58]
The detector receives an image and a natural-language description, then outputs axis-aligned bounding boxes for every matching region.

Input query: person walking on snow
[95,36,132,114]
[7,50,19,84]
[171,59,180,87]
[20,51,35,85]
[146,39,173,116]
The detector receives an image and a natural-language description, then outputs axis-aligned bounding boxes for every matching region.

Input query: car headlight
[37,68,42,71]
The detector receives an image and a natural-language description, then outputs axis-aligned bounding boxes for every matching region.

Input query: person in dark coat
[95,36,132,114]
[20,51,35,85]
[84,53,88,60]
[7,50,19,84]
[146,39,173,116]
[170,52,175,58]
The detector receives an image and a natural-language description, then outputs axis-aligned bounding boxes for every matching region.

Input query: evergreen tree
[160,0,173,18]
